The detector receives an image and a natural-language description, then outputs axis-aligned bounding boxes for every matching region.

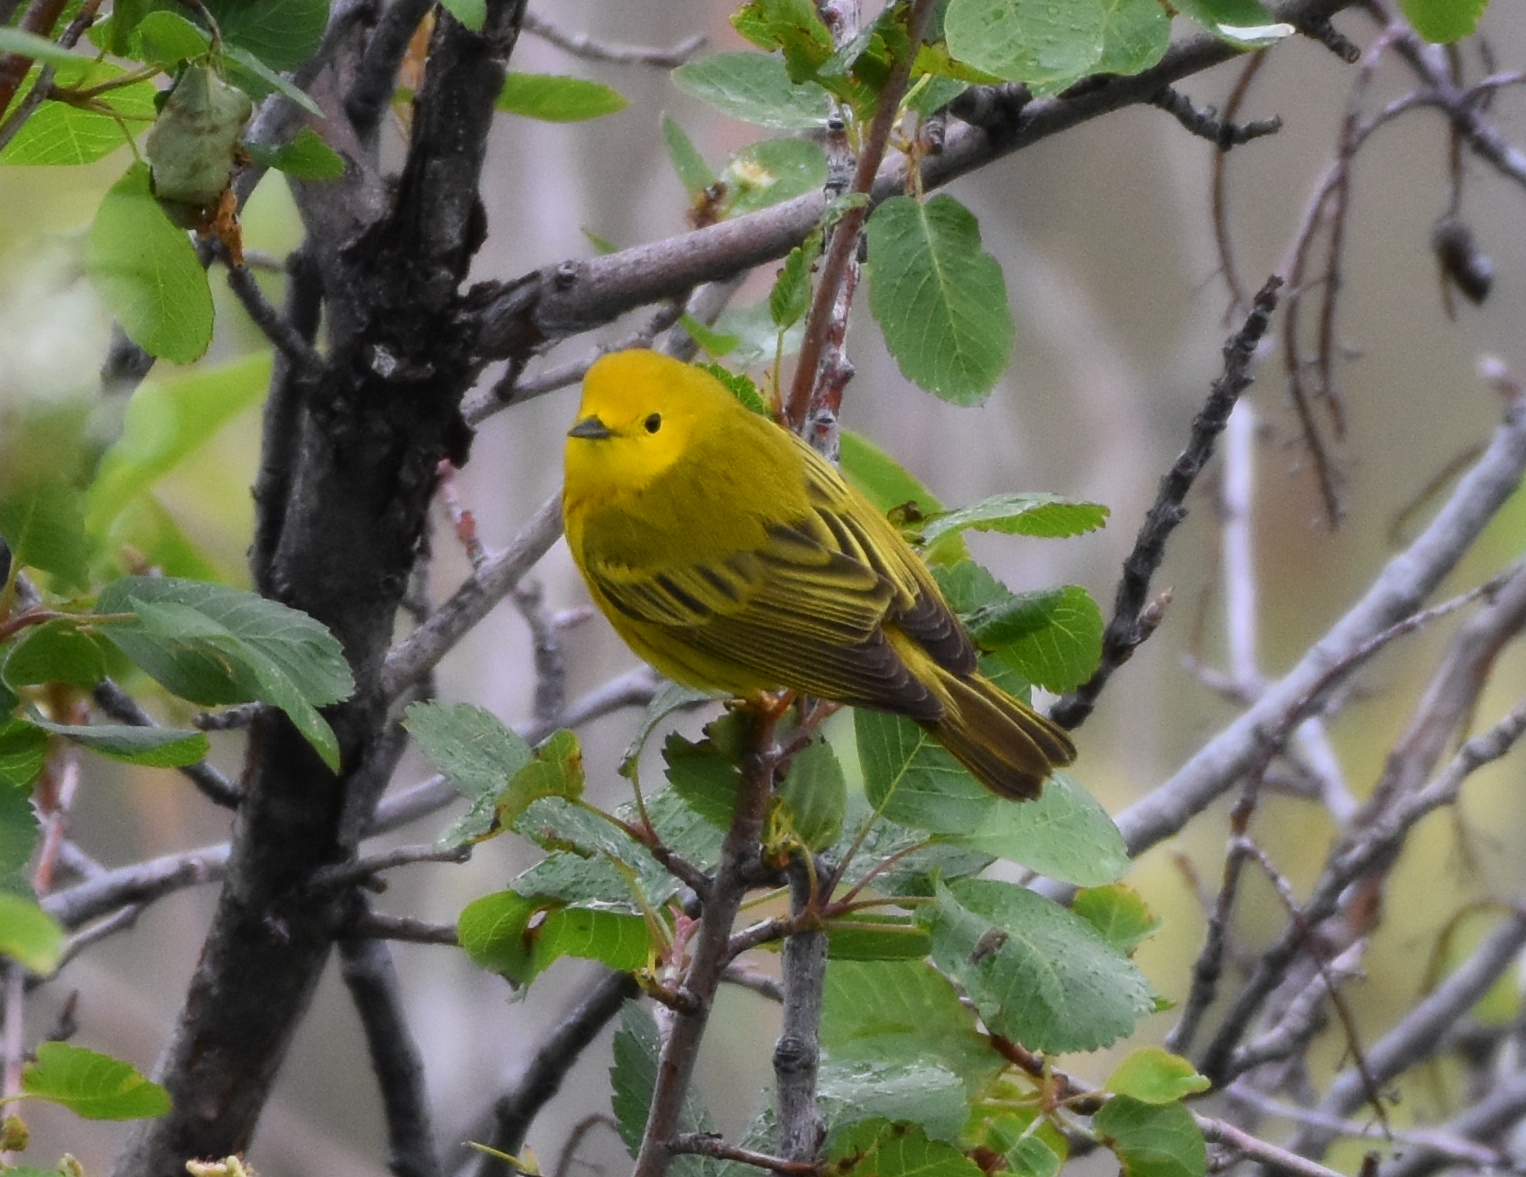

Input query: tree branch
[339,922,441,1177]
[454,969,640,1177]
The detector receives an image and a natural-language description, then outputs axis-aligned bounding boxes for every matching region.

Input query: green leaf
[439,0,486,30]
[0,779,40,893]
[1095,1096,1206,1177]
[86,352,274,538]
[856,708,991,835]
[663,726,741,828]
[672,52,832,130]
[711,300,805,366]
[865,195,1015,404]
[26,717,208,767]
[681,316,742,359]
[0,479,89,593]
[0,61,157,166]
[1169,0,1293,47]
[924,878,1156,1053]
[826,1121,983,1177]
[985,588,1103,694]
[1073,883,1163,955]
[457,890,650,984]
[497,74,627,121]
[697,363,769,415]
[1400,0,1487,42]
[0,722,47,791]
[611,1001,719,1176]
[920,493,1109,544]
[944,0,1106,87]
[85,163,213,364]
[777,736,845,849]
[663,114,714,198]
[824,914,933,960]
[244,126,344,179]
[221,47,325,117]
[1095,0,1171,75]
[513,849,679,913]
[20,1042,170,1120]
[0,893,63,973]
[619,680,712,777]
[405,701,533,842]
[0,28,84,65]
[934,562,1103,694]
[132,10,210,67]
[1105,1048,1211,1104]
[721,136,827,217]
[640,787,725,871]
[496,729,585,827]
[823,959,1003,1090]
[96,577,353,770]
[821,1064,969,1146]
[955,771,1128,887]
[205,0,328,71]
[769,230,819,330]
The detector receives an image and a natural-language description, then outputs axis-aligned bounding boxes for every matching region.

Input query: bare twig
[669,1134,820,1176]
[632,708,784,1177]
[775,860,827,1163]
[343,912,458,946]
[42,844,230,930]
[785,0,937,431]
[1194,1114,1348,1177]
[1109,389,1526,864]
[522,13,703,67]
[1052,277,1282,730]
[382,492,564,698]
[457,969,640,1177]
[309,842,471,891]
[1149,85,1282,149]
[340,926,441,1177]
[225,265,328,378]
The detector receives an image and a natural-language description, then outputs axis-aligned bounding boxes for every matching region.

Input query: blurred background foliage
[2,2,1525,1174]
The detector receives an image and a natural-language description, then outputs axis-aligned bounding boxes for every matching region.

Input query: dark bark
[109,5,528,1174]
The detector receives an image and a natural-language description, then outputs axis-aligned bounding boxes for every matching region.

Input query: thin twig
[1194,1114,1348,1177]
[669,1134,819,1176]
[1106,386,1526,866]
[339,924,441,1177]
[1149,85,1282,149]
[522,13,703,67]
[457,969,640,1177]
[382,492,564,698]
[225,265,328,378]
[1052,277,1281,729]
[785,0,938,431]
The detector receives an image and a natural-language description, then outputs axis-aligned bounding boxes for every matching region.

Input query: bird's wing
[587,464,970,716]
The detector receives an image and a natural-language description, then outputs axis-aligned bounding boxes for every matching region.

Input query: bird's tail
[921,667,1076,801]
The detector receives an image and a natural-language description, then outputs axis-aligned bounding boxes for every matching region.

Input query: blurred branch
[344,912,458,945]
[1052,277,1282,730]
[339,923,441,1177]
[522,12,703,66]
[1202,693,1526,1085]
[382,491,563,698]
[1110,385,1526,862]
[346,0,433,139]
[42,844,230,930]
[455,969,640,1177]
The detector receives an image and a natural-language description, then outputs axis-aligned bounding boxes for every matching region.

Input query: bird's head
[565,350,720,496]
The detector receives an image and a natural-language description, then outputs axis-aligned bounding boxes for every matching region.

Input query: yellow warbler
[562,350,1075,800]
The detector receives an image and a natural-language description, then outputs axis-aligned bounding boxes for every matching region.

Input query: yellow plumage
[561,349,1075,800]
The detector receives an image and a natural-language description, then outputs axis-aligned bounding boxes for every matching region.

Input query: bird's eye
[644,413,662,434]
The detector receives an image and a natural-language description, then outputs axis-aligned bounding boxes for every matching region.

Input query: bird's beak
[568,415,614,440]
